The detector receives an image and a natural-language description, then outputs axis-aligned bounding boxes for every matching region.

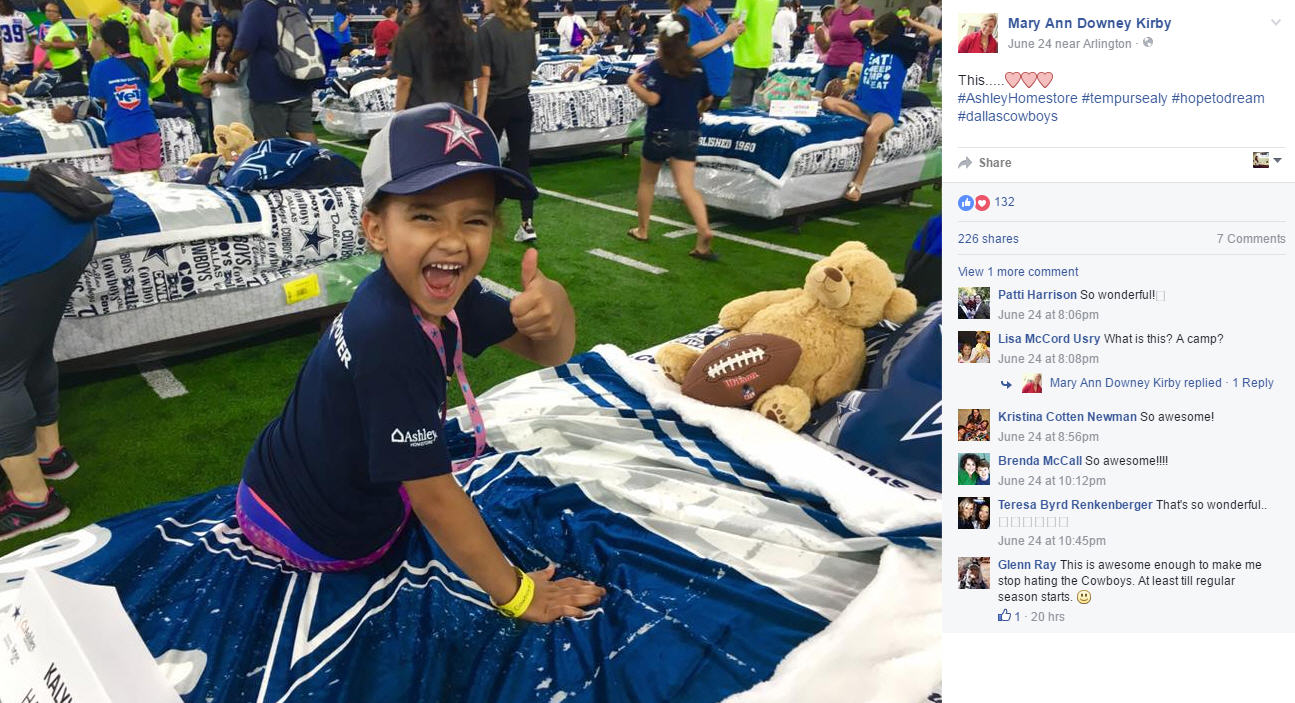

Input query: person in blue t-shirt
[333,1,354,57]
[678,0,743,102]
[626,13,717,261]
[820,12,938,201]
[89,20,163,172]
[0,167,96,542]
[238,103,603,622]
[226,0,317,142]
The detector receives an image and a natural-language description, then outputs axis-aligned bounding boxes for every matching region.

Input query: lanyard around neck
[411,303,487,472]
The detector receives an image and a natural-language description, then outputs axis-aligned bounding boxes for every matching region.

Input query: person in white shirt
[556,2,589,53]
[771,0,796,63]
[918,0,941,29]
[0,0,36,78]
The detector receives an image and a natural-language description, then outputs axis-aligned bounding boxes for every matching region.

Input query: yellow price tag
[283,274,322,305]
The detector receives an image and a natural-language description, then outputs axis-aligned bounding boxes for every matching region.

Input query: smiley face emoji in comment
[1077,590,1091,604]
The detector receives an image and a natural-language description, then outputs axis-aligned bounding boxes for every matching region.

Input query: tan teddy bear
[213,122,256,162]
[656,241,917,431]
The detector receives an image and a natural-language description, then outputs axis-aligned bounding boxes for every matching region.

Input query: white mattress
[657,150,939,219]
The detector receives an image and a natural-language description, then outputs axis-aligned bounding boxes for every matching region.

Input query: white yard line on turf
[478,276,520,298]
[819,216,858,226]
[310,144,892,268]
[138,363,189,399]
[318,138,369,152]
[537,187,691,229]
[662,222,727,239]
[587,249,668,275]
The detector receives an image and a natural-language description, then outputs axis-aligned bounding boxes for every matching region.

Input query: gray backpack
[269,0,326,81]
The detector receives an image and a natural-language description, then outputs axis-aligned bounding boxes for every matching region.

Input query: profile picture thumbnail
[957,287,990,319]
[957,452,991,485]
[1022,373,1043,393]
[958,557,991,589]
[958,497,991,530]
[957,408,990,441]
[958,12,998,53]
[1253,152,1270,168]
[956,331,991,363]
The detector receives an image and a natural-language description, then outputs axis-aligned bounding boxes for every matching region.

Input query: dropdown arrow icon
[1273,18,1282,25]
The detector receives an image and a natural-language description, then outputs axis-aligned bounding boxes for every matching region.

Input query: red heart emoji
[1021,72,1038,88]
[1038,72,1053,88]
[1004,72,1020,88]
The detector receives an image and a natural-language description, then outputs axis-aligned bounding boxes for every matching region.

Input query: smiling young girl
[238,103,603,622]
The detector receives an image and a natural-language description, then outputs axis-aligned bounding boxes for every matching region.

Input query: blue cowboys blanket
[69,185,365,317]
[0,109,107,160]
[94,177,268,255]
[697,107,941,185]
[0,110,201,171]
[0,347,940,702]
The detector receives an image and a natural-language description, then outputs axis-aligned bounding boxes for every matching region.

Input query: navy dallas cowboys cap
[362,103,538,207]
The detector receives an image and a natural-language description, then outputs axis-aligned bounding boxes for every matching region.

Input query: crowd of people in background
[0,0,947,231]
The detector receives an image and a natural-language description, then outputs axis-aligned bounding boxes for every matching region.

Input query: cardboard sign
[769,100,819,118]
[62,0,123,20]
[0,570,181,703]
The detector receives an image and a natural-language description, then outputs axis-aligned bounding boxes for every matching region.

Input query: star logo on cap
[425,110,483,159]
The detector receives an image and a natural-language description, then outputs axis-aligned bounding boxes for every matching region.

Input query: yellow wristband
[494,568,535,619]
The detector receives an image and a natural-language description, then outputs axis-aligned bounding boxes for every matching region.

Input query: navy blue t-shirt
[234,0,315,103]
[243,263,517,559]
[0,167,93,286]
[641,60,711,133]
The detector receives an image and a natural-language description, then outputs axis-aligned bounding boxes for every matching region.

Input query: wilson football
[681,333,801,408]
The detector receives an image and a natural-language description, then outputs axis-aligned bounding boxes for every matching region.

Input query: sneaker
[0,490,70,542]
[39,447,79,480]
[514,219,537,243]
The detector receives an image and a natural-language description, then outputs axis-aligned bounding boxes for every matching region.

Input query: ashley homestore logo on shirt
[391,428,438,448]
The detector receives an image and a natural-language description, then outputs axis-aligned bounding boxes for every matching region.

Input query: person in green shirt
[171,1,212,150]
[38,3,82,85]
[730,0,778,107]
[88,6,161,95]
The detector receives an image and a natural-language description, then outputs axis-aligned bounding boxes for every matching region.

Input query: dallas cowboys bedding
[658,106,941,218]
[66,184,365,318]
[321,76,644,149]
[0,345,940,703]
[0,109,201,172]
[767,60,923,91]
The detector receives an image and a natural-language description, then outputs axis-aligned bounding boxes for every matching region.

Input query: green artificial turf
[1,133,940,555]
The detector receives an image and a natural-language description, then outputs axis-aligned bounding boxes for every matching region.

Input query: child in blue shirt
[88,20,162,172]
[239,103,603,623]
[626,14,718,261]
[821,12,939,200]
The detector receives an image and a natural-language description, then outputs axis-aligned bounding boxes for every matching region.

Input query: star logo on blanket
[426,110,483,158]
[143,244,174,265]
[141,513,500,701]
[301,223,327,254]
[113,82,142,111]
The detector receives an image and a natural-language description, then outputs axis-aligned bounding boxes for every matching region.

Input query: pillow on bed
[224,139,362,191]
[803,302,941,491]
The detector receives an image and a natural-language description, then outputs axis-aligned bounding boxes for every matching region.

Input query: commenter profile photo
[957,452,990,485]
[958,12,998,53]
[957,286,990,319]
[958,408,990,441]
[958,557,990,589]
[958,497,991,530]
[956,331,990,363]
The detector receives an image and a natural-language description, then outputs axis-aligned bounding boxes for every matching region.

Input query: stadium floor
[1,127,942,555]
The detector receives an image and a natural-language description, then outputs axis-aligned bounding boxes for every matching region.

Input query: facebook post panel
[943,0,1292,699]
